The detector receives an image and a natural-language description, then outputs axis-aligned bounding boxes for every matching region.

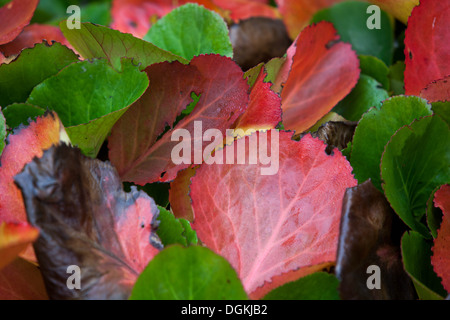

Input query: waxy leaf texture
[190,131,357,298]
[109,54,248,184]
[280,22,359,133]
[404,0,450,95]
[431,185,450,293]
[15,145,162,299]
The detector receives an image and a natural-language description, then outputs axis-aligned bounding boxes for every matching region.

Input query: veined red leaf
[0,0,38,45]
[0,112,68,262]
[14,145,162,299]
[0,24,70,58]
[0,222,39,270]
[280,22,359,133]
[108,54,248,185]
[0,258,48,300]
[420,76,450,103]
[190,131,357,298]
[431,185,450,293]
[235,67,281,131]
[213,0,280,22]
[404,0,450,96]
[275,0,346,39]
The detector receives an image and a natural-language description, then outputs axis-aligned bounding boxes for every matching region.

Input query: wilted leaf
[27,58,149,157]
[169,166,197,221]
[420,76,450,103]
[60,22,187,71]
[190,131,357,298]
[0,112,67,261]
[0,0,38,45]
[382,116,450,238]
[351,96,432,191]
[311,1,394,65]
[402,231,447,299]
[335,180,415,300]
[130,245,248,300]
[309,121,357,154]
[262,272,340,300]
[431,185,450,294]
[0,42,79,107]
[404,0,450,95]
[14,144,162,300]
[229,17,291,71]
[156,206,198,247]
[0,222,39,270]
[280,22,359,133]
[144,3,233,61]
[0,258,48,300]
[108,54,248,184]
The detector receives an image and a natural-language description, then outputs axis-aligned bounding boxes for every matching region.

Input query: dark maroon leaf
[229,17,291,71]
[336,180,415,300]
[14,145,162,300]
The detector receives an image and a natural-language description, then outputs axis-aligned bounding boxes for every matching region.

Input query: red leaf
[0,112,67,262]
[431,184,450,293]
[108,54,248,185]
[235,67,282,131]
[368,0,419,24]
[0,258,48,300]
[111,0,219,38]
[0,222,39,270]
[213,0,280,22]
[190,131,357,298]
[15,145,162,299]
[0,24,70,58]
[404,0,450,96]
[169,166,197,221]
[420,76,450,103]
[275,0,346,39]
[280,22,359,133]
[0,0,39,45]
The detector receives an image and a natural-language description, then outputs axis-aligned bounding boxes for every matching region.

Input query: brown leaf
[15,145,162,300]
[230,17,291,71]
[336,180,415,300]
[309,121,357,154]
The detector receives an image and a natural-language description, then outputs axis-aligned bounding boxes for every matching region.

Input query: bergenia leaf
[309,121,356,154]
[144,3,233,61]
[108,54,248,184]
[0,222,39,270]
[0,109,5,154]
[130,245,248,300]
[335,181,415,300]
[0,112,68,262]
[169,166,197,222]
[381,116,450,238]
[27,58,149,157]
[431,185,450,294]
[156,206,198,247]
[0,258,48,300]
[368,0,419,24]
[60,22,187,71]
[213,0,279,23]
[14,144,162,300]
[190,131,357,298]
[420,76,450,103]
[280,22,359,133]
[404,0,450,95]
[0,0,38,45]
[2,103,45,129]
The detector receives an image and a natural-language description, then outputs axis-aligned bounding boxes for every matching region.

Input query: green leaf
[27,58,149,157]
[332,74,389,122]
[359,55,390,90]
[341,141,352,160]
[156,206,198,247]
[401,231,446,300]
[144,3,233,61]
[130,245,248,300]
[426,186,443,239]
[81,2,111,26]
[382,116,450,237]
[0,42,79,107]
[389,61,405,96]
[60,22,187,71]
[432,101,450,126]
[311,1,394,65]
[0,109,5,155]
[262,272,340,300]
[2,103,46,129]
[351,96,432,190]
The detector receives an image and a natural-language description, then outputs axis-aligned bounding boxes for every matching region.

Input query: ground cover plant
[0,0,449,300]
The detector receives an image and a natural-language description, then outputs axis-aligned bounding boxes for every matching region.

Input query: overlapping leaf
[420,76,450,103]
[0,0,38,45]
[108,54,248,184]
[190,131,357,298]
[15,144,162,299]
[368,0,419,24]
